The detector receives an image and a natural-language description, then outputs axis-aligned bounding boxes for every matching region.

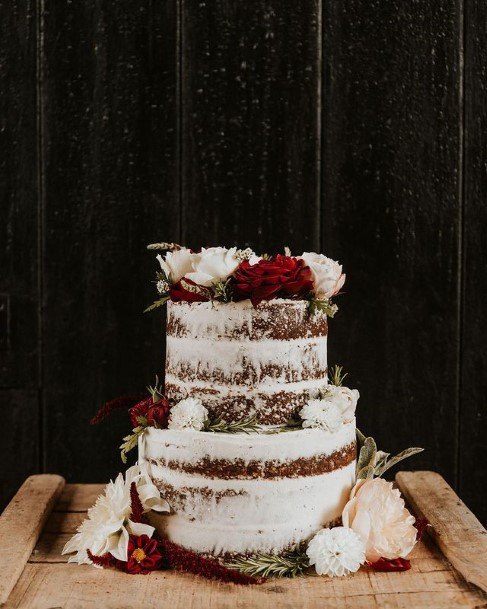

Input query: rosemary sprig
[213,279,233,303]
[264,418,303,433]
[227,550,309,578]
[144,295,170,313]
[204,414,260,434]
[328,364,348,387]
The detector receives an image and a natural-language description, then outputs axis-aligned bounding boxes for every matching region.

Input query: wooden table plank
[0,475,65,605]
[396,470,487,593]
[3,473,487,608]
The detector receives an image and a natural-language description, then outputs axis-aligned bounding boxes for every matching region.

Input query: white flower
[235,247,257,262]
[307,527,365,577]
[156,279,170,294]
[299,399,343,432]
[157,248,194,284]
[323,385,359,423]
[185,246,240,287]
[342,478,417,563]
[168,397,209,431]
[300,252,345,299]
[62,464,169,565]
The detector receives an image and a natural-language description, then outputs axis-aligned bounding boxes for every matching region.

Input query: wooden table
[0,472,486,608]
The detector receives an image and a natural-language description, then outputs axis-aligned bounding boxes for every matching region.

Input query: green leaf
[356,428,367,448]
[213,279,233,303]
[356,436,377,478]
[356,464,375,480]
[373,450,390,475]
[120,425,146,464]
[144,296,170,313]
[375,447,424,477]
[227,550,309,578]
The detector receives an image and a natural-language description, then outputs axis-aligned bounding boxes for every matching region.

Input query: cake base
[139,423,356,556]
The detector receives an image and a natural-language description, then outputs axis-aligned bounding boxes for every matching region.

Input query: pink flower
[342,478,417,563]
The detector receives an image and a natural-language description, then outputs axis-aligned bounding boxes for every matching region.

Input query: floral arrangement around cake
[63,244,426,584]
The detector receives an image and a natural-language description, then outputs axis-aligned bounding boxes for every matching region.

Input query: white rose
[185,246,240,287]
[342,478,417,563]
[168,397,209,431]
[324,385,359,423]
[157,248,194,284]
[300,252,345,299]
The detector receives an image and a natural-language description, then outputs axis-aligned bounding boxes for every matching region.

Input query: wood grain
[322,0,462,488]
[181,0,321,254]
[2,476,482,608]
[40,0,180,483]
[460,0,487,526]
[396,470,487,593]
[0,475,65,605]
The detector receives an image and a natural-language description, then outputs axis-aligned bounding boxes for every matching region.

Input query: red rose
[232,255,313,306]
[146,398,171,428]
[126,534,165,575]
[170,278,211,303]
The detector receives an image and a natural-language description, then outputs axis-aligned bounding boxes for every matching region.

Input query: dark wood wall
[1,1,486,524]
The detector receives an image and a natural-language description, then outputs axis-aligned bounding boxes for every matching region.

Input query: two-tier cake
[64,245,421,582]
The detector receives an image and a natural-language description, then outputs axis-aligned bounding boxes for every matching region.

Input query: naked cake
[64,245,422,582]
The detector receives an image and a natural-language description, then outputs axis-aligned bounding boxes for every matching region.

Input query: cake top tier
[146,244,345,318]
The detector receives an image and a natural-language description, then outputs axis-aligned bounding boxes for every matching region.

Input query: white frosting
[148,464,355,555]
[166,335,327,384]
[140,421,355,464]
[167,299,319,340]
[139,423,356,555]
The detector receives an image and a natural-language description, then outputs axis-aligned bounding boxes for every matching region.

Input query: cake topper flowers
[145,243,344,315]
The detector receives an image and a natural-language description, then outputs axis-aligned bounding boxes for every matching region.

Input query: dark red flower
[232,255,313,306]
[368,557,411,572]
[146,398,171,428]
[129,396,153,429]
[170,278,211,303]
[126,535,165,575]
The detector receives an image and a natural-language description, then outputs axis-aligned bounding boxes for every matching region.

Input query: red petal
[369,557,411,572]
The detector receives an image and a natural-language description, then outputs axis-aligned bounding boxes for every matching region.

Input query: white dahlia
[168,397,209,431]
[62,464,169,565]
[307,527,365,577]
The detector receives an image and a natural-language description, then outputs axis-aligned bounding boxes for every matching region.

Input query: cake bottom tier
[139,423,356,556]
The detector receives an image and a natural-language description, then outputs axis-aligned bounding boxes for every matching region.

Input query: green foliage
[355,431,424,480]
[204,414,260,434]
[329,364,347,387]
[144,295,170,313]
[227,550,309,578]
[120,426,146,464]
[213,279,233,303]
[309,298,338,318]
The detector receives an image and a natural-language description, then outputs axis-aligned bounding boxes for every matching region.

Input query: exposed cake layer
[139,422,356,556]
[165,300,328,424]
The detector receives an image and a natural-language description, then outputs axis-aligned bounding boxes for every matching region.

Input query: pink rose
[342,478,417,563]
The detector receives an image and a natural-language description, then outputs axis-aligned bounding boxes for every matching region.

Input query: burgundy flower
[170,278,211,303]
[129,397,153,429]
[126,534,165,575]
[146,398,171,428]
[232,255,313,306]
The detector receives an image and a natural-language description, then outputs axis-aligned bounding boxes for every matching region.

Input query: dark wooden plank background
[1,0,485,524]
